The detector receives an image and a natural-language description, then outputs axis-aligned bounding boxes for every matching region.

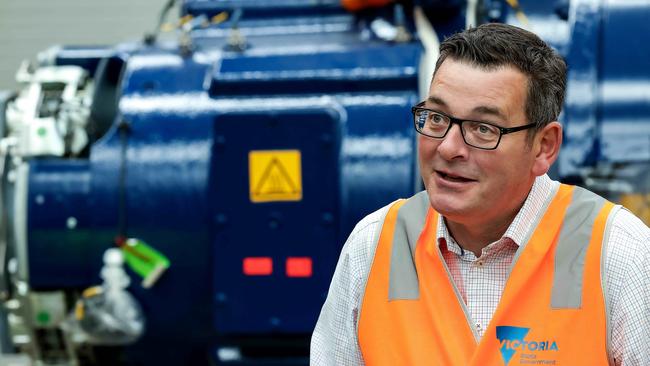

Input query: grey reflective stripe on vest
[388,191,430,300]
[551,186,606,309]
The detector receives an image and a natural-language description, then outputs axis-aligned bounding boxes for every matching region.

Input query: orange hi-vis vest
[358,184,619,365]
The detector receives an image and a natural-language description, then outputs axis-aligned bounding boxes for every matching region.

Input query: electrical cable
[114,120,130,248]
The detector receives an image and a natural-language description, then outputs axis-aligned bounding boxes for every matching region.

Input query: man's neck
[444,180,535,257]
[445,209,520,257]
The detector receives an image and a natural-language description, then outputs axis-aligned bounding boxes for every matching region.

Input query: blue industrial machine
[0,0,648,365]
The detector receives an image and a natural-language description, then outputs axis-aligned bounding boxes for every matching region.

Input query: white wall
[0,0,168,90]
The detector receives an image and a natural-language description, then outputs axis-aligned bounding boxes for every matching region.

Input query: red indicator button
[286,257,312,278]
[243,257,273,276]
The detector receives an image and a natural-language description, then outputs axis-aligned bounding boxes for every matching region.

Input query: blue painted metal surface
[559,0,602,178]
[28,160,93,287]
[482,0,650,187]
[23,1,435,364]
[211,107,342,334]
[559,0,650,183]
[15,0,650,364]
[481,0,569,42]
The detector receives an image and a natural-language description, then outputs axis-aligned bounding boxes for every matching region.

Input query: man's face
[418,59,538,226]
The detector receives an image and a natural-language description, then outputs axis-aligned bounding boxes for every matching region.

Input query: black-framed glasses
[411,102,537,150]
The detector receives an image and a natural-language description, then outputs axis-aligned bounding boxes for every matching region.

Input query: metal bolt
[217,347,242,362]
[215,292,227,303]
[269,317,281,327]
[5,299,20,310]
[8,258,17,274]
[215,135,226,148]
[12,334,30,345]
[16,281,28,296]
[66,217,77,229]
[320,133,332,146]
[214,214,228,226]
[488,8,502,20]
[321,212,334,225]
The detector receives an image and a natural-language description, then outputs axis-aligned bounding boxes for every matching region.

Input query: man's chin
[427,194,475,219]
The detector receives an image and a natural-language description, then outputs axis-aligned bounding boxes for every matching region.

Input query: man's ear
[531,121,562,177]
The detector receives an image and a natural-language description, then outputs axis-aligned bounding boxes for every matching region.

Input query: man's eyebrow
[427,95,508,120]
[472,105,507,120]
[426,95,447,107]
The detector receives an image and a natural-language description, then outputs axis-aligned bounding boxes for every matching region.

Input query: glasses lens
[415,109,449,137]
[462,121,500,149]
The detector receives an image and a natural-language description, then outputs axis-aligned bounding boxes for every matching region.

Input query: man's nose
[437,124,469,160]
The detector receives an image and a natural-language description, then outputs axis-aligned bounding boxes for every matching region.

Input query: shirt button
[476,260,484,267]
[476,323,482,330]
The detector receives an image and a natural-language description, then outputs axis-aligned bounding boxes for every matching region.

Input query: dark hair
[434,23,567,132]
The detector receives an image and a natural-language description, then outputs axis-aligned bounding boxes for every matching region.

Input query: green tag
[121,238,170,288]
[36,311,50,326]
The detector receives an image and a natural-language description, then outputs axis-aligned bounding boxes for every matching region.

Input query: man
[311,23,649,365]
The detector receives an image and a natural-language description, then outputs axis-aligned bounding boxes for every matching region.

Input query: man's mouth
[436,170,476,183]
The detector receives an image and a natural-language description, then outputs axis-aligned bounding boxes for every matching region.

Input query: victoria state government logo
[496,326,559,365]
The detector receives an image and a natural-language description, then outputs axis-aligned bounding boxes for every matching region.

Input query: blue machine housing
[13,0,650,365]
[25,1,430,364]
[469,0,650,190]
[561,0,650,183]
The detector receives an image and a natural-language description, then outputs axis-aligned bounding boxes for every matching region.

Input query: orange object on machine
[243,257,273,276]
[286,257,313,278]
[341,0,394,12]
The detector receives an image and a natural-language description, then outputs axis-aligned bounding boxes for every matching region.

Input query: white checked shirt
[311,175,650,365]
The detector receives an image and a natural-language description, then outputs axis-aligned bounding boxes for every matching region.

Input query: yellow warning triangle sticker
[254,158,299,195]
[249,150,302,203]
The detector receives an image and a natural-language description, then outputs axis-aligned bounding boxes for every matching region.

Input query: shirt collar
[436,174,558,249]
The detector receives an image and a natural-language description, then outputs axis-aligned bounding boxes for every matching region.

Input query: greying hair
[435,23,567,131]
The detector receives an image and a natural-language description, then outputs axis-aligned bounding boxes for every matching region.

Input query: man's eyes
[430,113,446,123]
[469,122,499,135]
